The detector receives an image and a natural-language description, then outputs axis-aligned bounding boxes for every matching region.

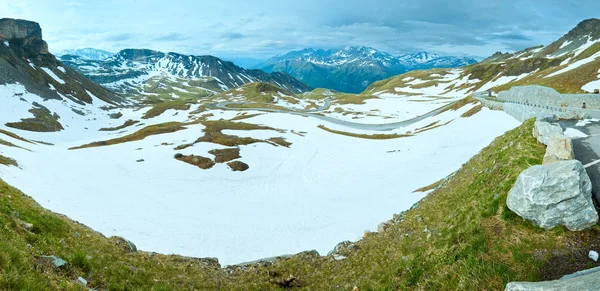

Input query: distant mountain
[60,49,311,96]
[254,46,477,93]
[366,18,600,96]
[397,51,477,70]
[56,48,114,61]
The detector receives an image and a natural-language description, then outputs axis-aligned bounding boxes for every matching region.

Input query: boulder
[536,113,556,123]
[506,160,598,231]
[532,121,563,145]
[542,135,574,164]
[506,265,600,290]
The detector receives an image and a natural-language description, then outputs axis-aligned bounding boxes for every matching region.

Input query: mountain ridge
[60,48,312,97]
[255,46,477,93]
[56,48,114,61]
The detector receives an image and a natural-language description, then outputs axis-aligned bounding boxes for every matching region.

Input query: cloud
[104,33,135,42]
[153,33,190,42]
[12,0,600,59]
[221,32,245,40]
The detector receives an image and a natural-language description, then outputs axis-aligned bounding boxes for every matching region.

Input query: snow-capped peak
[55,48,114,61]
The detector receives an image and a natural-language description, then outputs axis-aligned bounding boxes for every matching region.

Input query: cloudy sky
[2,0,599,62]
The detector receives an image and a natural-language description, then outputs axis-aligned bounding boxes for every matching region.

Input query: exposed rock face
[506,265,600,290]
[543,135,575,164]
[532,121,563,145]
[0,18,48,57]
[507,160,598,231]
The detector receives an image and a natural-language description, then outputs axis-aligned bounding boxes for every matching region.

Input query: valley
[2,12,600,290]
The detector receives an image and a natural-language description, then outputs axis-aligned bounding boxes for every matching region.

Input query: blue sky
[1,0,599,60]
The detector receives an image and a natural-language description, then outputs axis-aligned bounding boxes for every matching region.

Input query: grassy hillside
[2,119,599,289]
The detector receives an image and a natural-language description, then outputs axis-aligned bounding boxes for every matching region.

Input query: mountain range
[55,48,114,61]
[254,46,477,93]
[59,49,311,97]
[366,18,600,97]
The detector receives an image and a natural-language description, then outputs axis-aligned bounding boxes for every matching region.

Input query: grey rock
[536,114,556,123]
[41,255,67,268]
[329,240,358,257]
[543,135,575,164]
[561,265,600,280]
[506,266,600,290]
[76,276,87,286]
[532,121,563,145]
[507,160,598,231]
[21,221,33,231]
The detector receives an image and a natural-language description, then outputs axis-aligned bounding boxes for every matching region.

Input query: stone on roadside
[536,114,555,123]
[532,121,563,145]
[589,250,599,262]
[506,160,598,231]
[543,135,574,164]
[506,265,600,290]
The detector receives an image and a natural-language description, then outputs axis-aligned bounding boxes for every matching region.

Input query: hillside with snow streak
[367,19,600,97]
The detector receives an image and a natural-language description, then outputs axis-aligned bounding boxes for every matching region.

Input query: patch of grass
[280,96,300,104]
[225,103,291,111]
[142,100,192,119]
[98,120,140,131]
[573,42,600,62]
[0,129,34,144]
[0,138,30,151]
[70,122,187,150]
[175,154,215,169]
[0,155,18,166]
[317,125,412,140]
[268,137,292,147]
[461,104,484,117]
[108,112,123,119]
[230,113,264,121]
[333,94,378,105]
[208,148,241,163]
[6,108,64,132]
[218,82,293,104]
[435,96,478,116]
[413,179,445,192]
[227,161,249,171]
[0,178,222,290]
[415,121,440,131]
[414,120,452,133]
[177,120,289,148]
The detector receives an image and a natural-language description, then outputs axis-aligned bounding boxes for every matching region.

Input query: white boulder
[532,121,563,145]
[542,135,574,164]
[507,160,598,231]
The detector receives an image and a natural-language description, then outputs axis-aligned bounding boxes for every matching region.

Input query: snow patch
[41,67,66,84]
[564,128,588,139]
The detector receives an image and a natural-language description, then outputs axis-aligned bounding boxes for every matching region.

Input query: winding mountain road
[206,98,456,132]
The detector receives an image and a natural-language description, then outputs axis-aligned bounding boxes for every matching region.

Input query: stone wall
[474,97,504,110]
[502,102,595,122]
[498,85,600,108]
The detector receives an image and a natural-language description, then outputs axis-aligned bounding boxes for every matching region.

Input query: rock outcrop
[532,121,563,145]
[507,160,598,231]
[506,265,600,290]
[543,135,575,164]
[0,18,49,57]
